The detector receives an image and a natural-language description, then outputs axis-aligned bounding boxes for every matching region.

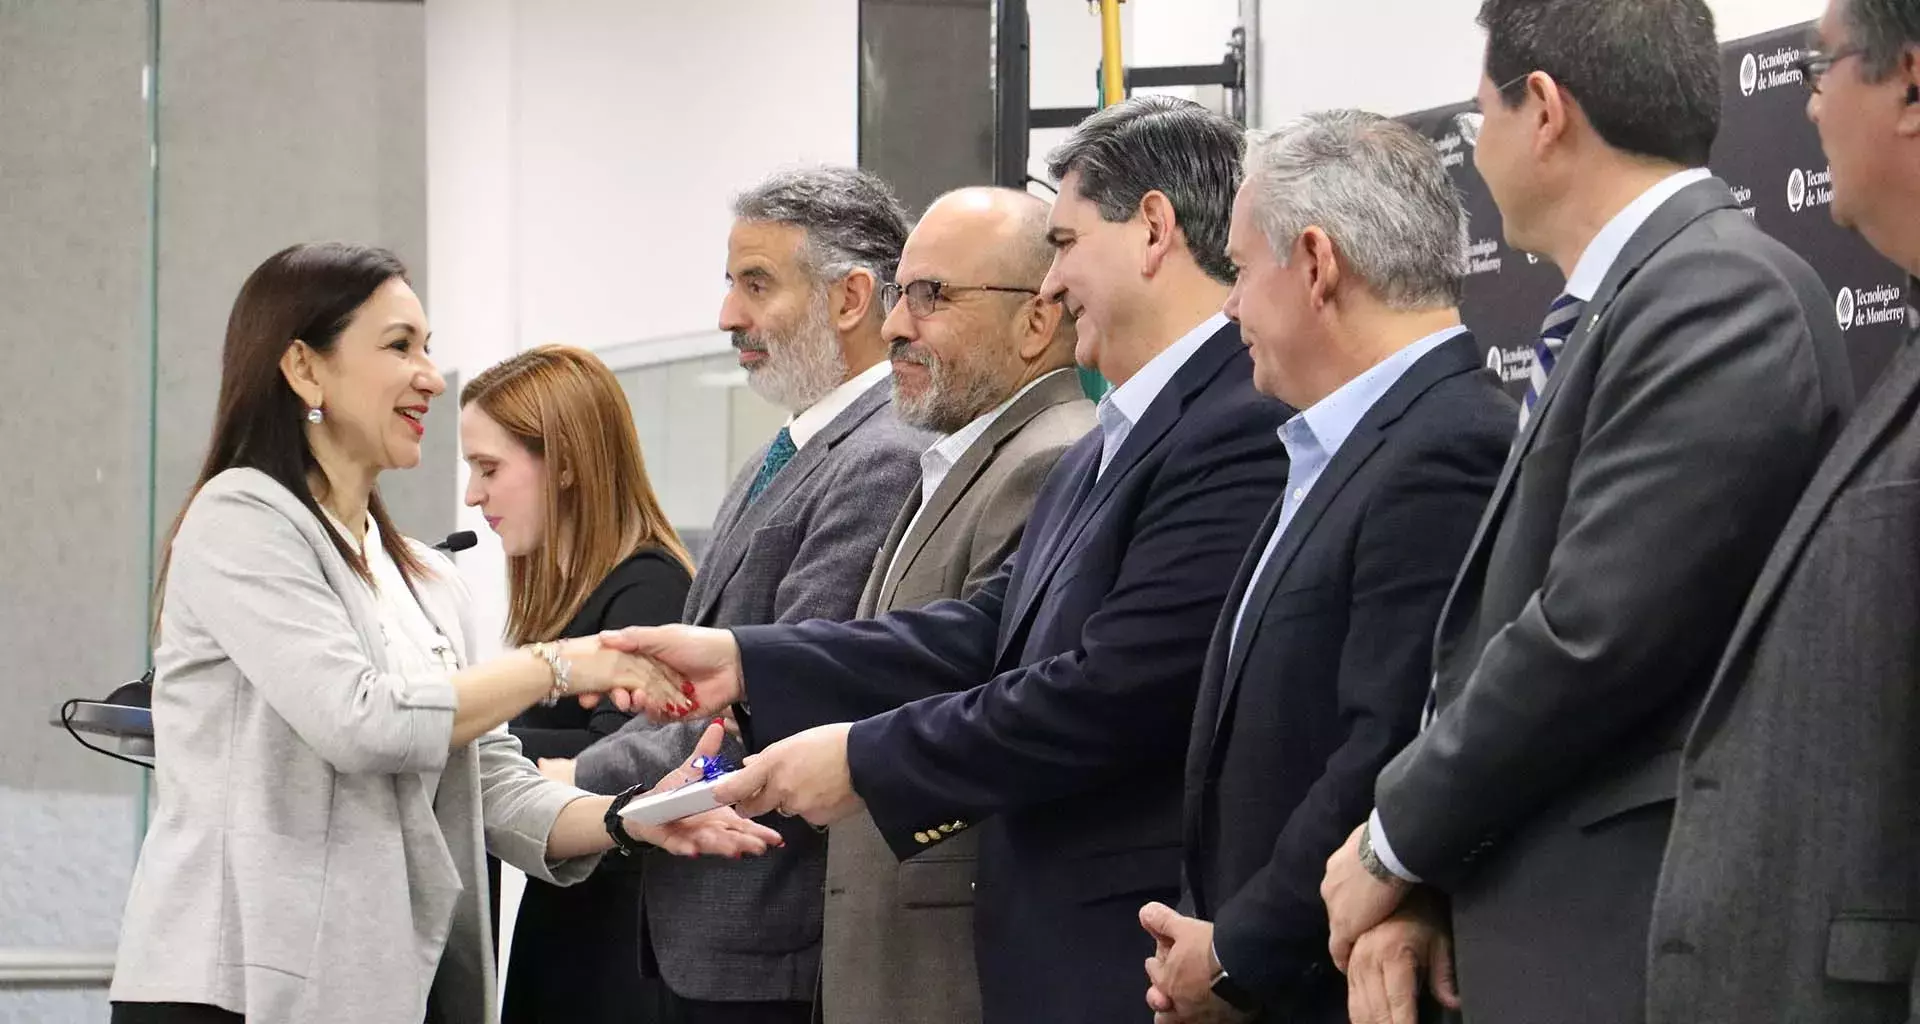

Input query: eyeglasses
[1791,45,1866,94]
[1471,70,1535,117]
[881,279,1040,318]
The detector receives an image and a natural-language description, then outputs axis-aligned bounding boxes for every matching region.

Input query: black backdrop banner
[1399,22,1908,403]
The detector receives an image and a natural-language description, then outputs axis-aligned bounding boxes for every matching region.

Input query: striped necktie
[745,427,797,504]
[1423,294,1590,729]
[1517,293,1585,433]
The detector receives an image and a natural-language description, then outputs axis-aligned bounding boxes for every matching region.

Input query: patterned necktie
[745,426,797,504]
[1422,294,1590,729]
[1517,293,1586,433]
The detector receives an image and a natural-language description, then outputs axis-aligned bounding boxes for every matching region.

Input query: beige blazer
[828,369,1096,1024]
[111,468,599,1023]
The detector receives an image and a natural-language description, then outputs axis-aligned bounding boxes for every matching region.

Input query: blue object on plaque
[690,755,735,782]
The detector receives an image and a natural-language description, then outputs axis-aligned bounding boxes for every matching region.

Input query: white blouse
[325,508,459,789]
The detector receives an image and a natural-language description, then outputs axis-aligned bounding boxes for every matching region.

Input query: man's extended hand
[1138,902,1250,1024]
[1346,892,1459,1024]
[1323,823,1412,973]
[627,721,786,857]
[583,624,743,719]
[709,722,863,825]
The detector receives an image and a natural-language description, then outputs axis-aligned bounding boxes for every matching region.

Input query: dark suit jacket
[732,323,1290,1024]
[1183,333,1513,1018]
[1648,315,1920,1023]
[1373,178,1855,1024]
[508,549,691,759]
[574,376,934,1003]
[827,368,1094,1024]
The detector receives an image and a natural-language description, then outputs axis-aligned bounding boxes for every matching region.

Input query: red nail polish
[711,717,726,726]
[683,682,696,696]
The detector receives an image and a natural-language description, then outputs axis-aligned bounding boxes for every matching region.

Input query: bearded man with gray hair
[567,165,933,1024]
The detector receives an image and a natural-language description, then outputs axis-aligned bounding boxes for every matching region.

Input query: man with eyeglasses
[812,186,1095,1024]
[1318,1,1855,1022]
[598,95,1290,1023]
[1649,2,1920,1021]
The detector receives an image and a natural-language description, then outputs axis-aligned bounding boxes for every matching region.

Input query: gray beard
[892,345,1012,435]
[743,295,848,414]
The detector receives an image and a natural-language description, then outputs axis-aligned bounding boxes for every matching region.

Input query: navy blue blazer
[733,322,1289,1024]
[1182,332,1514,1018]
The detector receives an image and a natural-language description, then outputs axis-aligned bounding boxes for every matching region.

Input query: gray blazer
[828,369,1093,1024]
[110,468,599,1024]
[1648,320,1920,1023]
[575,376,933,1002]
[1373,179,1855,1023]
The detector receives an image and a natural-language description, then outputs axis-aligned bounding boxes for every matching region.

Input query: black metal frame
[1023,25,1249,138]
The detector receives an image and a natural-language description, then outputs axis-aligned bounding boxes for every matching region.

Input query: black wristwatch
[604,783,651,856]
[1210,958,1262,1013]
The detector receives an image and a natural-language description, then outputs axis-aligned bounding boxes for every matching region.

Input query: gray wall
[0,3,156,1019]
[0,2,430,1019]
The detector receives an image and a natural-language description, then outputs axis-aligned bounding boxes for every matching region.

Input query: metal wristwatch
[1358,820,1397,884]
[604,783,651,856]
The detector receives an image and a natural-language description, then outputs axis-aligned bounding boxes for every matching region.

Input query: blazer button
[914,831,931,844]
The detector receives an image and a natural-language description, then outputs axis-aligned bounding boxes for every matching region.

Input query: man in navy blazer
[602,96,1288,1024]
[1135,112,1515,1023]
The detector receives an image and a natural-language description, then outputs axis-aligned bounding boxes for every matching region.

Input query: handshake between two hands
[558,625,868,831]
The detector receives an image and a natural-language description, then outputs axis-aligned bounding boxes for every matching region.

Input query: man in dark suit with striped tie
[1321,2,1855,1022]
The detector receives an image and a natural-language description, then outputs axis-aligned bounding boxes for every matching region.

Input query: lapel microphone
[434,530,478,553]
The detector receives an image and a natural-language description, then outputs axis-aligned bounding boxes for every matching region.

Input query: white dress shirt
[881,369,1076,585]
[1369,166,1713,884]
[788,360,893,449]
[324,509,460,796]
[1097,312,1229,478]
[1227,326,1467,658]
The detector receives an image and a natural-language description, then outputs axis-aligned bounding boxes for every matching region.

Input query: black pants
[111,1004,244,1024]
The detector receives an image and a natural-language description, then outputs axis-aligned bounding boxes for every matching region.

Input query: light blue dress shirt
[1096,313,1229,478]
[1226,325,1468,659]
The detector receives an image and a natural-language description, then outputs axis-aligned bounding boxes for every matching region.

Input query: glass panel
[615,353,787,566]
[0,1,158,1018]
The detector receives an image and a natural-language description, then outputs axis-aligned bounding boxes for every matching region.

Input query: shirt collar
[1286,324,1468,457]
[924,368,1071,471]
[788,360,892,449]
[1101,312,1228,430]
[1562,168,1713,302]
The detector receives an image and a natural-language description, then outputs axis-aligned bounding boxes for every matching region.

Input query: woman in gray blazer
[109,243,777,1024]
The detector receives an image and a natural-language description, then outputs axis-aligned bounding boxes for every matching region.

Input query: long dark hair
[156,243,431,626]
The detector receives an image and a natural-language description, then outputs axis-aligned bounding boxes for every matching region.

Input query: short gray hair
[1046,96,1243,285]
[1244,110,1469,310]
[1846,0,1920,80]
[733,166,911,288]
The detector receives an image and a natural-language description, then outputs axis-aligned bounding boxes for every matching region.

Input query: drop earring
[307,406,325,425]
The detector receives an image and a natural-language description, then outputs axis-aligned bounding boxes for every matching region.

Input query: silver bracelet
[530,642,572,707]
